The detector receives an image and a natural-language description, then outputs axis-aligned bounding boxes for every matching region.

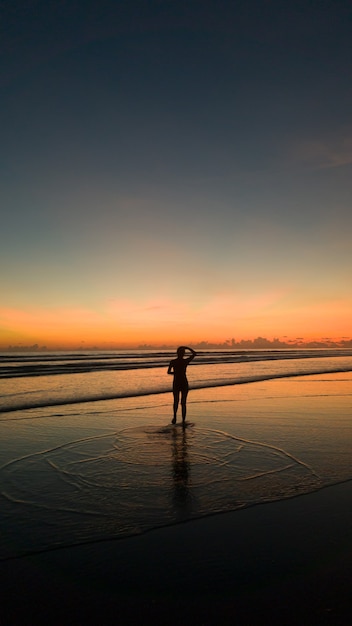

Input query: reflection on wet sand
[171,425,191,518]
[0,412,327,560]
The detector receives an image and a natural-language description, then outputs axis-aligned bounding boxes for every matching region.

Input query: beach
[1,360,352,624]
[1,480,352,625]
[3,0,352,621]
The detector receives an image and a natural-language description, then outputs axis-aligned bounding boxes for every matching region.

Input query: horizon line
[1,336,352,352]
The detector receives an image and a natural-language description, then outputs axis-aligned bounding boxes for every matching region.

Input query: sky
[1,0,352,349]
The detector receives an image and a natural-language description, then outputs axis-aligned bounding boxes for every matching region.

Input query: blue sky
[1,0,352,347]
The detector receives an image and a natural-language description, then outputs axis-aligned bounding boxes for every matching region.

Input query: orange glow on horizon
[0,295,351,349]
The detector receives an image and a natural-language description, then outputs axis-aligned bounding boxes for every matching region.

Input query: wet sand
[1,479,352,625]
[1,374,352,624]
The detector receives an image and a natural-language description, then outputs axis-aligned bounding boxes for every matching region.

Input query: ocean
[1,348,352,560]
[2,347,352,413]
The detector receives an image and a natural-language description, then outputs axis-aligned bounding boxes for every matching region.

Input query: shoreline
[1,475,351,564]
[1,479,352,625]
[1,373,351,624]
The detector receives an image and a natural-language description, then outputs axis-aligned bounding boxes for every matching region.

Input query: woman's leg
[172,388,180,423]
[181,386,189,422]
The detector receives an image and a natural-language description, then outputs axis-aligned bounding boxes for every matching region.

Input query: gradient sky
[1,0,352,348]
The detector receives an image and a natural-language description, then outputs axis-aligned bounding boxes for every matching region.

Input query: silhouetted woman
[167,346,197,424]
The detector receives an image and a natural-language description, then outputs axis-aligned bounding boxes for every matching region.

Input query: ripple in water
[0,422,322,559]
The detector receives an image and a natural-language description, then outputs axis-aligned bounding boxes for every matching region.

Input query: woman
[167,346,197,424]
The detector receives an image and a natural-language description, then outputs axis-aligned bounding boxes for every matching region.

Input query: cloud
[292,130,352,169]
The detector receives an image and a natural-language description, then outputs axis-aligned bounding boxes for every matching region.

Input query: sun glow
[1,290,351,349]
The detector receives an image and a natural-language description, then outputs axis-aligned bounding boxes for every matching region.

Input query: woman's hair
[177,346,185,358]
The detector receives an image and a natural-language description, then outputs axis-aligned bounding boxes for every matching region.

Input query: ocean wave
[1,363,352,415]
[1,348,352,379]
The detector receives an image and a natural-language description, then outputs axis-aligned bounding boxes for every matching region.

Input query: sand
[1,374,352,624]
[1,479,352,625]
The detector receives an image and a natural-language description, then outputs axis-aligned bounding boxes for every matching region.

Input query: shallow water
[1,363,351,560]
[1,348,352,413]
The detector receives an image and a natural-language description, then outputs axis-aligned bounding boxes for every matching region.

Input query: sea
[1,348,352,560]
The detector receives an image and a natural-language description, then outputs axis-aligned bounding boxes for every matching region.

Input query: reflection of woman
[171,427,191,517]
[167,346,197,424]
